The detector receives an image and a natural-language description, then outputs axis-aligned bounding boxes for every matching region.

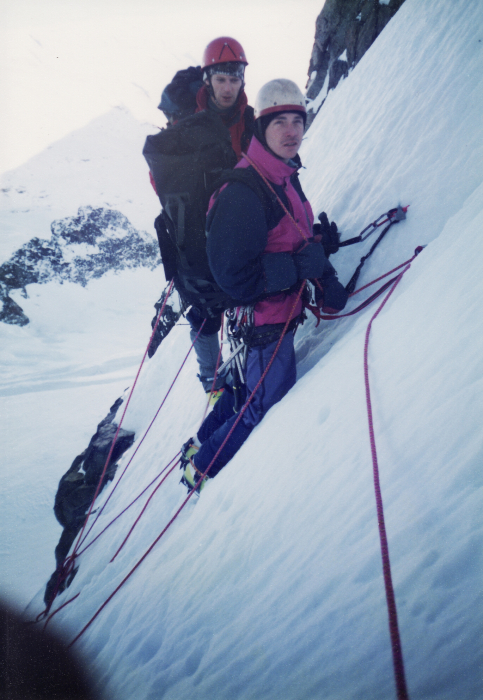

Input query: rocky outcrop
[44,397,135,607]
[0,206,160,325]
[306,0,406,125]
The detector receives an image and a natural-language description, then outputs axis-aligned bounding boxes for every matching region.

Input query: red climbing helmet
[202,37,248,69]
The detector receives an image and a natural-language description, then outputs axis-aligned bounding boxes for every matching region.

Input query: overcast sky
[0,0,323,173]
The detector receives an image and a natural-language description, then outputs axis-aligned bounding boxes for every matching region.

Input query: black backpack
[157,66,204,121]
[143,110,242,315]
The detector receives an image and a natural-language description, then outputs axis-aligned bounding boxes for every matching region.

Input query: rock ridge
[0,206,160,326]
[306,0,406,125]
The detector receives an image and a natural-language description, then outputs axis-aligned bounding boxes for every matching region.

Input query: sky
[0,0,323,173]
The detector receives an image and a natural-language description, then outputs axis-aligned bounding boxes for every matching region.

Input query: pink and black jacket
[206,136,344,328]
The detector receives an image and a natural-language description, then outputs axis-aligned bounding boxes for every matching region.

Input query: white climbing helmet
[254,79,306,120]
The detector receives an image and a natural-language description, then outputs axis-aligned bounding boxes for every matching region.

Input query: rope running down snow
[77,317,206,550]
[66,282,306,648]
[42,252,410,630]
[42,313,209,627]
[50,169,415,692]
[40,281,202,623]
[364,266,412,700]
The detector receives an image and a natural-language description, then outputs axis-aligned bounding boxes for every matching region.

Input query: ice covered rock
[306,0,406,125]
[0,206,160,325]
[44,396,135,607]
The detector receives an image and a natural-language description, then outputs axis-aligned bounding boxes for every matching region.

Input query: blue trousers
[194,332,296,478]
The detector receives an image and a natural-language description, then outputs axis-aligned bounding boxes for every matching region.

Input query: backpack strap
[211,167,278,213]
[240,106,255,154]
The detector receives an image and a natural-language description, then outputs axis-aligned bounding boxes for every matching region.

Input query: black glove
[315,274,349,314]
[293,239,330,280]
[313,212,340,257]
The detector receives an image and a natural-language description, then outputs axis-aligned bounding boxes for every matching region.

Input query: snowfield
[1,0,482,698]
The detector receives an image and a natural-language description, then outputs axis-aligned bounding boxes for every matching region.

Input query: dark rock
[0,283,29,326]
[306,0,406,126]
[328,58,349,91]
[0,206,160,325]
[44,396,135,606]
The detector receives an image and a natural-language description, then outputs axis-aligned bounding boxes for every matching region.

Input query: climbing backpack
[143,110,239,315]
[158,65,204,121]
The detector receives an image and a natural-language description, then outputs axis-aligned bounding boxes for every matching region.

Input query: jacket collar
[239,135,298,185]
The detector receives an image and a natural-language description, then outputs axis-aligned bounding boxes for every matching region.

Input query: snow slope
[2,0,483,698]
[0,107,165,605]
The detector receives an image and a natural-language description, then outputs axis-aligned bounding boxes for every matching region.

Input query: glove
[315,272,349,314]
[261,252,297,295]
[293,239,330,280]
[313,212,340,257]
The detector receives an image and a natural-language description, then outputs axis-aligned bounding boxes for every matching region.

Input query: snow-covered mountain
[0,206,159,325]
[1,0,482,698]
[0,109,165,606]
[0,106,161,259]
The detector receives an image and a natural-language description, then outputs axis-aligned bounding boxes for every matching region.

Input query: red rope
[76,454,181,557]
[66,252,414,683]
[307,248,424,324]
[72,279,176,555]
[42,286,206,624]
[191,282,306,491]
[109,459,180,562]
[38,281,176,621]
[43,319,208,626]
[67,283,306,648]
[364,267,411,700]
[78,319,206,549]
[41,594,80,628]
[351,251,421,296]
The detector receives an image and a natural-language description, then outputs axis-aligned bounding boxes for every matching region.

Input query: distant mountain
[0,106,161,260]
[0,206,160,325]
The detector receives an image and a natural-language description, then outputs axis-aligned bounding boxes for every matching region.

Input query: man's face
[265,112,305,162]
[208,73,243,109]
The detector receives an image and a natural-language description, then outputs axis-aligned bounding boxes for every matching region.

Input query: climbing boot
[180,457,209,494]
[180,438,209,493]
[206,388,224,406]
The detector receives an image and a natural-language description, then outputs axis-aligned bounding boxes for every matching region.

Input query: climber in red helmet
[146,38,255,401]
[196,36,253,160]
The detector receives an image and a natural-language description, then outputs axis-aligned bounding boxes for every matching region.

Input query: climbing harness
[219,306,253,411]
[221,306,252,384]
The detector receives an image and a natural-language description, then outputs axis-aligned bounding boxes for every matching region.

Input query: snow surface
[1,0,483,698]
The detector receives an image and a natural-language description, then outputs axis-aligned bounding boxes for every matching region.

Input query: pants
[186,307,226,392]
[194,332,296,478]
